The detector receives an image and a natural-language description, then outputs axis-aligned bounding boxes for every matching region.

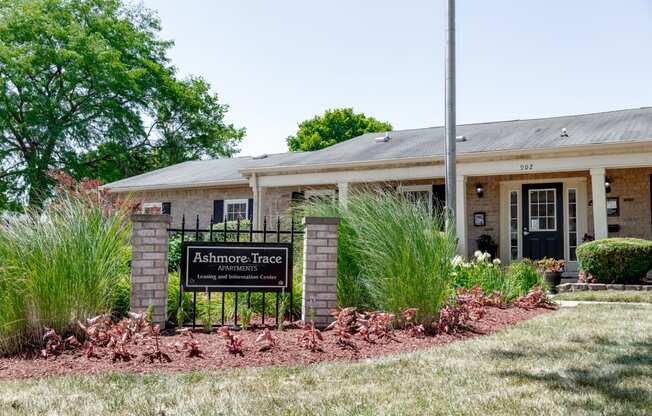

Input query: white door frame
[499,177,588,272]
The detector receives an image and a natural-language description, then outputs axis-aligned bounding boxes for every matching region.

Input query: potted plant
[476,234,498,259]
[537,257,566,293]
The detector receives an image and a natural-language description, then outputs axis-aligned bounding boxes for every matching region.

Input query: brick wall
[302,217,339,328]
[605,167,652,240]
[130,214,170,326]
[120,186,253,228]
[259,185,337,220]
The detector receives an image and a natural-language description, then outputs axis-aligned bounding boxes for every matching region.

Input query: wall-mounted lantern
[604,177,612,194]
[475,184,484,198]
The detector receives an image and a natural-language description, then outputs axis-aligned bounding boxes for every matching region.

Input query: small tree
[286,108,392,152]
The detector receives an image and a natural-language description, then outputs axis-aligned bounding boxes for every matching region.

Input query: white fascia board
[239,155,437,176]
[457,151,652,176]
[258,165,445,187]
[103,179,249,193]
[257,150,652,187]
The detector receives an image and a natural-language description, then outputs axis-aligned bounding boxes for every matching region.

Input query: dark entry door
[522,182,564,260]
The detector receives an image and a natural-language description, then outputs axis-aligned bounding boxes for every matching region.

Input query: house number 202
[520,163,534,171]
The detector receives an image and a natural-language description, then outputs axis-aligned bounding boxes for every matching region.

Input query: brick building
[104,107,652,275]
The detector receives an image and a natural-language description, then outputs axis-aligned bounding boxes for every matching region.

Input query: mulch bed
[0,306,553,379]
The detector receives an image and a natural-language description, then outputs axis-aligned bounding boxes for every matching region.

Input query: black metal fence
[169,215,302,329]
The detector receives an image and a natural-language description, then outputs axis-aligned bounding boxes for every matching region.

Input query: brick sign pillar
[130,214,170,326]
[302,216,340,328]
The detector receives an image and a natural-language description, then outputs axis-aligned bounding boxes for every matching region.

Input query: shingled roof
[104,107,652,191]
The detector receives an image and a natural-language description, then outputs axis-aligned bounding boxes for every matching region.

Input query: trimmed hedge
[576,238,652,284]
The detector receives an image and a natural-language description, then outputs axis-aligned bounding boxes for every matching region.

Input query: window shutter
[213,200,224,222]
[247,198,254,221]
[161,202,171,215]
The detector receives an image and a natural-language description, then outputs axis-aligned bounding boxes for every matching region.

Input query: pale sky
[141,0,652,157]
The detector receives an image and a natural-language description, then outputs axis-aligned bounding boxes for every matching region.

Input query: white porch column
[255,186,265,229]
[590,168,608,240]
[250,173,262,229]
[337,182,349,208]
[455,175,467,256]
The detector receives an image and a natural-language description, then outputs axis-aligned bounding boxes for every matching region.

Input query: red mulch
[0,306,553,379]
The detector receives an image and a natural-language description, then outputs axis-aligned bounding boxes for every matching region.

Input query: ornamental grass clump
[306,190,458,327]
[0,174,132,356]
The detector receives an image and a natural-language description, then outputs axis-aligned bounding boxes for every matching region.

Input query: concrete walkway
[556,300,652,307]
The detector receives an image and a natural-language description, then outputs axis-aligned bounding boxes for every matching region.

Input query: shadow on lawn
[492,337,652,411]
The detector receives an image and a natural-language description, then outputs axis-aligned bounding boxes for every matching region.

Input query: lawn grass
[554,290,652,303]
[2,304,652,415]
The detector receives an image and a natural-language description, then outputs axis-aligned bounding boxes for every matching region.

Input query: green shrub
[453,253,544,301]
[111,275,131,319]
[0,196,131,355]
[504,259,546,296]
[577,238,652,284]
[307,190,457,326]
[168,235,182,272]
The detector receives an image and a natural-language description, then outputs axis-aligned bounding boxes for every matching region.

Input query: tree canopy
[0,0,245,208]
[286,108,392,152]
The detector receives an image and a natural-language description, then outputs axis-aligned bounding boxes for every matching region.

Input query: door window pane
[568,189,578,261]
[509,190,519,260]
[528,189,556,231]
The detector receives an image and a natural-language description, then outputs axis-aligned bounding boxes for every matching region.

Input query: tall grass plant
[0,196,131,355]
[307,190,458,326]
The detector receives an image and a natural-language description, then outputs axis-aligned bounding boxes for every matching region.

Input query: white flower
[493,258,501,265]
[474,250,483,259]
[451,255,464,267]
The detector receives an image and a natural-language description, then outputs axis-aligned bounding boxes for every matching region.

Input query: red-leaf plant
[218,326,245,356]
[174,328,204,358]
[357,312,398,343]
[40,328,81,359]
[143,325,172,363]
[298,321,323,352]
[255,328,278,352]
[326,307,359,350]
[513,287,554,310]
[401,308,425,338]
[436,288,487,334]
[78,312,151,362]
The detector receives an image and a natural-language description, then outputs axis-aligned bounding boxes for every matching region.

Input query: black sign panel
[180,242,292,292]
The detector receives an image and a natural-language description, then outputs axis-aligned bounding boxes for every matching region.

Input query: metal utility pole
[444,0,457,219]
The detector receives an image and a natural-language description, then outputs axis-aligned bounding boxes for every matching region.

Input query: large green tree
[286,108,392,152]
[0,0,244,207]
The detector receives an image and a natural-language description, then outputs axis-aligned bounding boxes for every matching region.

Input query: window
[224,199,248,222]
[528,188,556,231]
[509,190,519,260]
[142,202,162,214]
[162,202,171,215]
[568,189,577,261]
[304,189,336,202]
[399,185,432,211]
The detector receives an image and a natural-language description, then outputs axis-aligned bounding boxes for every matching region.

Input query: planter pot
[544,271,562,293]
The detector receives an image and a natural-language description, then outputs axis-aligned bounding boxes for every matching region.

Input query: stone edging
[557,283,652,292]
